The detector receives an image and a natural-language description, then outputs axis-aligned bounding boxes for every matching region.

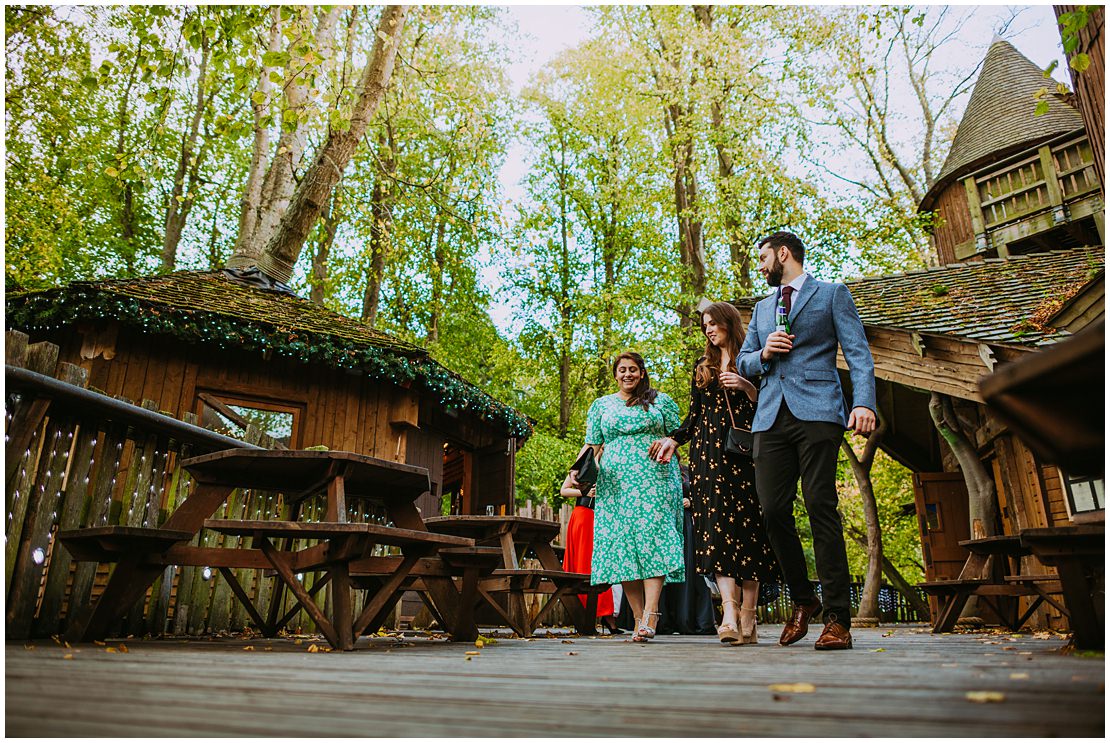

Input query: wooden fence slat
[35,416,99,636]
[5,330,29,366]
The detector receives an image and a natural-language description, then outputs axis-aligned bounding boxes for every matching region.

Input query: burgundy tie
[781,285,795,316]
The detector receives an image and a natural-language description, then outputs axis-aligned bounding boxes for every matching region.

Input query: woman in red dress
[559,473,620,632]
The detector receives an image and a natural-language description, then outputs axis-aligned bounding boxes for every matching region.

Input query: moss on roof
[6,270,532,440]
[737,247,1104,348]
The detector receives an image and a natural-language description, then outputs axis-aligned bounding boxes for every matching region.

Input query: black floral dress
[669,363,780,593]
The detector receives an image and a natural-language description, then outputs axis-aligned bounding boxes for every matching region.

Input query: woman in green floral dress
[572,352,684,642]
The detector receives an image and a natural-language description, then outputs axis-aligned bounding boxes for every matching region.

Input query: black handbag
[723,388,754,457]
[570,447,599,497]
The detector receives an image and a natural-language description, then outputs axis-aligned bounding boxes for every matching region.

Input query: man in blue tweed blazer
[738,231,876,650]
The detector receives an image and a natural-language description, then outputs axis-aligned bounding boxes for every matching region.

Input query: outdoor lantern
[202,567,213,581]
[31,547,45,565]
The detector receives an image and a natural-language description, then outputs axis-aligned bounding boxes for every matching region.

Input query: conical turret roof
[921,40,1084,210]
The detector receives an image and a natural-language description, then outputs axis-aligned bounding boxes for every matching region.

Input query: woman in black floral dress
[652,302,779,645]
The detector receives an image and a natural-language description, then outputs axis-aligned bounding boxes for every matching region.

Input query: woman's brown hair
[612,351,659,411]
[695,301,746,389]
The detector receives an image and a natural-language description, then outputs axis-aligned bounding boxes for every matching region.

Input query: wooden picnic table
[919,534,1067,634]
[1019,524,1104,650]
[61,449,483,650]
[424,515,607,637]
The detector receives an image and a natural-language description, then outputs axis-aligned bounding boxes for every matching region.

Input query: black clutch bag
[570,447,598,497]
[723,389,754,457]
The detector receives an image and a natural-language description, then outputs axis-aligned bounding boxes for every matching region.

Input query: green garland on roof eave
[5,290,533,441]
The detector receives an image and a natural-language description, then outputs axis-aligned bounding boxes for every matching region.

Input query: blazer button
[779,373,785,379]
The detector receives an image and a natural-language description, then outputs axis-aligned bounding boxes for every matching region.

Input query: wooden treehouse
[736,38,1105,638]
[4,270,532,639]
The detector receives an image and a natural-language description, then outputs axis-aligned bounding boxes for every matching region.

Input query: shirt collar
[785,272,808,292]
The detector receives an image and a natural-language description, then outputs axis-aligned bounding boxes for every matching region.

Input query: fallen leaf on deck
[881,631,894,637]
[567,651,578,656]
[93,640,106,646]
[561,640,574,644]
[307,644,320,653]
[105,647,117,653]
[1010,673,1029,679]
[24,644,34,651]
[63,653,74,660]
[465,656,473,661]
[64,641,71,649]
[475,639,484,649]
[966,691,1005,703]
[243,646,255,651]
[118,644,128,653]
[769,683,816,693]
[294,639,304,645]
[1019,651,1033,655]
[871,648,886,653]
[465,651,480,656]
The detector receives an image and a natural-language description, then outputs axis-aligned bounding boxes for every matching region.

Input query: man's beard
[765,256,785,287]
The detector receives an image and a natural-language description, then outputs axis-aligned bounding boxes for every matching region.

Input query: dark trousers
[753,402,852,628]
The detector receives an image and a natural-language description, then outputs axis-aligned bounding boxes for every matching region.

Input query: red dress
[562,505,614,617]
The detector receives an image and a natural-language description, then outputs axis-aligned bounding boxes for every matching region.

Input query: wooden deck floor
[6,625,1104,737]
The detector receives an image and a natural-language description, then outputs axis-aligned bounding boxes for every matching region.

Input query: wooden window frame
[1058,470,1105,523]
[195,389,305,449]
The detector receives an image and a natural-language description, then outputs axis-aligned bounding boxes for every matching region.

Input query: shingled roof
[921,40,1085,211]
[5,271,532,439]
[737,247,1104,348]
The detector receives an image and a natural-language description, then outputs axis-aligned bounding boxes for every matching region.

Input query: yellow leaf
[465,651,480,656]
[872,648,886,652]
[243,646,255,651]
[118,644,128,653]
[474,639,484,648]
[769,683,816,693]
[307,644,320,653]
[93,640,106,646]
[966,691,1006,703]
[105,647,117,653]
[1010,673,1030,680]
[63,653,74,660]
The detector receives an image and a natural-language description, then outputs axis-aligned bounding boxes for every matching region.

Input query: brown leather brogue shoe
[814,621,853,650]
[778,597,822,646]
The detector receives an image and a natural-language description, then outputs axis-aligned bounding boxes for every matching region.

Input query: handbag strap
[722,384,738,429]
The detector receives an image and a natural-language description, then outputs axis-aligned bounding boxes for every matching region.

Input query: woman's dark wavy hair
[695,301,746,389]
[611,351,659,411]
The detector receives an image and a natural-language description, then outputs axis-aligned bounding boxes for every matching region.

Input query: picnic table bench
[1019,524,1104,650]
[919,535,1067,634]
[423,515,609,637]
[59,449,492,650]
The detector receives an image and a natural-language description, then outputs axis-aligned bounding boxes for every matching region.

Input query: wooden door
[913,472,972,618]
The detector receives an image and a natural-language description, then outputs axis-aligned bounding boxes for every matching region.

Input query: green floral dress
[586,392,685,585]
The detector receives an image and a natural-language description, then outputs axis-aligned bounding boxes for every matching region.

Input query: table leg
[217,566,272,635]
[352,553,420,638]
[330,556,355,651]
[932,590,974,634]
[450,566,482,642]
[499,530,519,569]
[259,537,341,649]
[65,560,166,642]
[1055,558,1103,650]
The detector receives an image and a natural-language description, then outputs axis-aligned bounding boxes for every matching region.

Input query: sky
[479,4,1073,333]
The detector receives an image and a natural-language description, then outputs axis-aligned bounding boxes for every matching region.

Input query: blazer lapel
[788,276,818,325]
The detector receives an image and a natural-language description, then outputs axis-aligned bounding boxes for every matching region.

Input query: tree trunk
[929,392,998,619]
[161,31,210,272]
[229,6,281,267]
[840,413,888,622]
[557,130,573,438]
[257,5,408,284]
[425,210,449,345]
[664,102,706,328]
[310,185,342,305]
[230,6,343,268]
[844,521,932,619]
[361,131,396,325]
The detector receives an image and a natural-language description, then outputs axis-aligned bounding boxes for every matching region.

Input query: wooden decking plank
[6,628,1102,737]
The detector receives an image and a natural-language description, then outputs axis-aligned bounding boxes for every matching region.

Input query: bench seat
[58,526,194,562]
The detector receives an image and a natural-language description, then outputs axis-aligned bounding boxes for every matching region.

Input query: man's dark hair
[758,231,805,264]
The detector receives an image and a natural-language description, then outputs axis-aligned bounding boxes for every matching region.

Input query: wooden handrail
[5,364,260,453]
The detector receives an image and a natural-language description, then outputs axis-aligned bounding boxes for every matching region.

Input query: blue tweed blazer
[737,276,877,433]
